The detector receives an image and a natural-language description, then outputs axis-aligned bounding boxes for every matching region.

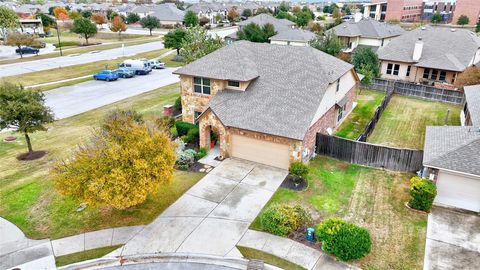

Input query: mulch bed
[289,227,321,250]
[4,136,17,142]
[17,151,47,161]
[189,161,206,172]
[280,175,308,191]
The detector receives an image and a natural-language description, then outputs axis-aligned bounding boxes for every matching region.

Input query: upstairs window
[386,63,400,75]
[439,71,447,81]
[193,77,211,95]
[431,69,438,80]
[227,80,240,88]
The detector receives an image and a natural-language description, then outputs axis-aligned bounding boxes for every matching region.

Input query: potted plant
[210,132,218,149]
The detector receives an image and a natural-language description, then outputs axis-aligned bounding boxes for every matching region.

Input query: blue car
[93,70,119,81]
[113,68,135,78]
[15,46,39,55]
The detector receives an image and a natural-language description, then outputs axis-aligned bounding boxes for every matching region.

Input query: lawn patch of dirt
[17,151,47,161]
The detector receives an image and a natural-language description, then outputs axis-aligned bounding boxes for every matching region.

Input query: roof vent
[451,28,456,32]
[421,26,426,30]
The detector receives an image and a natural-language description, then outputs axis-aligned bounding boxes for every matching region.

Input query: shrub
[156,115,175,131]
[182,127,199,144]
[195,147,208,160]
[53,41,80,48]
[289,161,309,179]
[174,96,182,111]
[316,218,372,261]
[260,204,312,236]
[175,121,198,136]
[175,139,196,169]
[409,176,437,211]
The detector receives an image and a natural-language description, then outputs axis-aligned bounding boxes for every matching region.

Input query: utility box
[163,105,174,116]
[306,227,315,242]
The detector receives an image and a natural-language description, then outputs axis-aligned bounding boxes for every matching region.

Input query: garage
[435,170,480,212]
[230,135,290,169]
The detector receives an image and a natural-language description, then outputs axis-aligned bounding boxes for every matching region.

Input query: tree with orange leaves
[91,13,107,29]
[53,7,69,21]
[110,15,127,40]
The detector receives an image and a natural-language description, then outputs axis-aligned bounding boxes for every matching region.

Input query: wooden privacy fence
[365,79,465,104]
[316,134,424,172]
[357,89,394,142]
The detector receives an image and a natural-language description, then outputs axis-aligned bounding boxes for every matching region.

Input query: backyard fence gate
[316,134,424,172]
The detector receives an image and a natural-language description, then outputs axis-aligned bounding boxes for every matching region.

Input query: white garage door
[435,170,480,212]
[230,135,290,169]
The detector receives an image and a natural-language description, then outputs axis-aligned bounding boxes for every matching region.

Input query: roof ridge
[426,132,480,166]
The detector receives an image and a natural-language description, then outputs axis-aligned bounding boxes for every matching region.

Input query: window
[193,77,211,95]
[439,71,447,81]
[386,63,400,75]
[337,104,346,122]
[423,68,430,79]
[194,111,202,120]
[393,64,400,75]
[387,63,393,74]
[406,65,411,77]
[336,79,340,92]
[431,69,438,80]
[227,80,240,88]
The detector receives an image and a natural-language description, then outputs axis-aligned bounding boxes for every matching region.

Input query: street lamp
[55,20,63,56]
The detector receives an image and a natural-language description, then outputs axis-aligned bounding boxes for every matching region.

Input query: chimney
[413,38,423,61]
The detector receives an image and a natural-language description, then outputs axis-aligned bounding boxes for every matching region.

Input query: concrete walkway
[112,158,288,257]
[238,230,359,270]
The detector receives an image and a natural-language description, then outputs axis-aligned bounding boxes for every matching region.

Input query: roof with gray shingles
[377,26,480,72]
[238,13,294,32]
[330,18,404,39]
[423,126,480,176]
[152,3,185,22]
[464,85,480,127]
[174,41,355,140]
[269,28,316,42]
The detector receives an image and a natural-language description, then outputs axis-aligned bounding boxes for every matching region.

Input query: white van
[118,60,151,75]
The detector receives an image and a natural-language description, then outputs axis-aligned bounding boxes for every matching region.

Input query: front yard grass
[367,95,461,149]
[237,246,305,270]
[251,156,427,270]
[335,89,385,140]
[55,245,122,267]
[0,83,206,239]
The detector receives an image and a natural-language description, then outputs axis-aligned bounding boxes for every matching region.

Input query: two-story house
[174,41,360,169]
[377,26,480,86]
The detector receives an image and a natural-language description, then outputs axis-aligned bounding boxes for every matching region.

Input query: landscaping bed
[0,83,206,239]
[250,156,427,269]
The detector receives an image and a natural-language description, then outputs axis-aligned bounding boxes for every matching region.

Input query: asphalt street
[44,68,179,119]
[0,41,164,78]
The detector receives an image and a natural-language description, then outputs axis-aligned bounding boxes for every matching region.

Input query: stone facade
[302,84,356,159]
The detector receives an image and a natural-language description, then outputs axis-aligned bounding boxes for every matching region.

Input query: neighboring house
[376,26,480,86]
[131,3,185,26]
[461,85,480,127]
[423,126,480,212]
[225,13,295,44]
[364,0,423,22]
[187,2,228,24]
[269,28,316,46]
[174,41,360,169]
[421,0,455,23]
[329,18,404,53]
[452,0,480,26]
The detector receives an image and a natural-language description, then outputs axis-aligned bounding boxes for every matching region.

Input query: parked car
[93,70,119,81]
[15,46,39,55]
[148,59,165,69]
[118,59,151,75]
[113,68,135,78]
[138,58,154,73]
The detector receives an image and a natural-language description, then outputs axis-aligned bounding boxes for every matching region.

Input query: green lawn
[55,245,122,267]
[237,246,305,270]
[2,49,170,87]
[251,156,427,270]
[367,95,461,149]
[0,83,206,239]
[336,89,385,140]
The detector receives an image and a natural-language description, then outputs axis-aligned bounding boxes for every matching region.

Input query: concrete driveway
[44,68,179,119]
[0,41,164,78]
[423,207,480,270]
[115,158,288,257]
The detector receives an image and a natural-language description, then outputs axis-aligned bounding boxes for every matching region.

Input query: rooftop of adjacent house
[269,28,316,42]
[174,41,354,140]
[152,3,185,22]
[423,126,480,176]
[377,26,480,72]
[464,85,480,127]
[330,18,405,39]
[238,13,295,31]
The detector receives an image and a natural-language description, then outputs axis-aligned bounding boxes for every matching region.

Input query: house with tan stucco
[173,41,360,169]
[377,26,480,86]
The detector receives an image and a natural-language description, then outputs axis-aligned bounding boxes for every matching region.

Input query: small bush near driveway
[260,204,312,237]
[289,161,309,179]
[316,217,372,261]
[409,176,437,212]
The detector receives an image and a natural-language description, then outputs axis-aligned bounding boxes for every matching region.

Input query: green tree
[310,31,343,57]
[352,47,380,84]
[106,9,118,21]
[275,11,295,23]
[184,10,198,27]
[68,10,81,20]
[0,6,19,41]
[296,10,313,27]
[476,19,480,33]
[237,23,276,43]
[457,15,470,26]
[36,13,55,31]
[72,17,97,45]
[277,1,289,13]
[180,26,224,64]
[430,12,442,24]
[140,15,160,36]
[6,32,38,58]
[52,110,176,210]
[164,28,187,55]
[126,12,140,24]
[81,10,92,19]
[241,8,252,18]
[0,83,54,154]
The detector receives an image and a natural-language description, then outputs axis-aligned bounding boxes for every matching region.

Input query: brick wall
[452,0,480,25]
